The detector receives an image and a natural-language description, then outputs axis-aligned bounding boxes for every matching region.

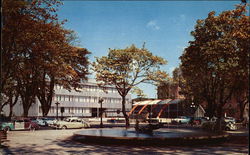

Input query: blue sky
[57,0,240,98]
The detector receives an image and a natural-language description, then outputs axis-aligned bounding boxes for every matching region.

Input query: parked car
[0,119,40,132]
[33,118,47,127]
[224,121,237,131]
[51,117,90,129]
[172,116,191,124]
[223,117,236,124]
[0,121,14,132]
[36,118,47,126]
[42,117,57,126]
[193,117,209,125]
[201,118,237,131]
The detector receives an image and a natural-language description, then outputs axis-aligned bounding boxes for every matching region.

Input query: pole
[55,102,60,120]
[99,98,104,128]
[100,101,103,127]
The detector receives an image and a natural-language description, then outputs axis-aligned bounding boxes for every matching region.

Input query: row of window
[39,107,130,114]
[53,95,130,104]
[55,85,117,93]
[39,107,91,114]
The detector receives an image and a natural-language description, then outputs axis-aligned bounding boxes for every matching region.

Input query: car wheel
[61,125,67,130]
[3,127,10,133]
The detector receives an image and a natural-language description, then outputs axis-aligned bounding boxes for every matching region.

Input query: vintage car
[30,118,47,127]
[0,119,40,132]
[42,117,57,126]
[201,118,237,131]
[171,116,192,124]
[51,117,90,129]
[193,117,209,125]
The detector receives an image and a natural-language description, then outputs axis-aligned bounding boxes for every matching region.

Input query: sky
[57,0,240,98]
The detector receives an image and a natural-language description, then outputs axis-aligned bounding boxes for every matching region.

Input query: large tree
[2,0,90,117]
[92,44,168,127]
[180,4,249,122]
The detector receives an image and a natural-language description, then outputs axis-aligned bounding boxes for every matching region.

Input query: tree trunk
[7,93,18,119]
[214,105,224,132]
[22,96,34,117]
[121,95,130,128]
[9,104,13,118]
[238,100,248,121]
[8,97,13,119]
[39,74,54,117]
[206,99,216,119]
[23,105,29,117]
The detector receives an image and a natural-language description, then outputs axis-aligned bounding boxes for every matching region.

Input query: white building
[2,79,132,118]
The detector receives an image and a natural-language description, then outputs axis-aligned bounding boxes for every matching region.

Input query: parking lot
[0,127,248,155]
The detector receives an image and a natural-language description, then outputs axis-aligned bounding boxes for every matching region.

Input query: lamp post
[190,102,196,117]
[55,102,60,120]
[98,98,104,128]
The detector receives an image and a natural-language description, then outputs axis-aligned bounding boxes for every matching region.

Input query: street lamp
[98,98,104,128]
[190,102,196,116]
[55,102,60,120]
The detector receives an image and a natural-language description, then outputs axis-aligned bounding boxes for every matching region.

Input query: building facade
[3,79,132,118]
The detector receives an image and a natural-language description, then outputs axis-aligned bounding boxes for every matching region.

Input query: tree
[92,44,168,127]
[180,4,249,124]
[2,0,90,117]
[36,46,90,116]
[157,80,175,99]
[157,67,185,99]
[2,0,63,117]
[131,87,147,99]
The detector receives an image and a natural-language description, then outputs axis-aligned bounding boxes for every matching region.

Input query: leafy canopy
[93,44,168,96]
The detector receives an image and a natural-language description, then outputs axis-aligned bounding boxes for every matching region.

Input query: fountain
[134,119,163,134]
[72,120,229,146]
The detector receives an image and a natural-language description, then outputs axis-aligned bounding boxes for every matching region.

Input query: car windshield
[64,119,71,122]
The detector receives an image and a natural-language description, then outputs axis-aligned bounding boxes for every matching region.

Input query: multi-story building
[2,79,132,118]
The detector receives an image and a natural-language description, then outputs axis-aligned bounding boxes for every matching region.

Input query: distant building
[128,99,204,119]
[157,82,185,100]
[3,79,132,118]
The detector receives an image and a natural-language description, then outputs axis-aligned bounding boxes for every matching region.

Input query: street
[0,128,248,155]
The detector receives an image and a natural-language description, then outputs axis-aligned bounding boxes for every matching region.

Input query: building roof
[133,99,184,106]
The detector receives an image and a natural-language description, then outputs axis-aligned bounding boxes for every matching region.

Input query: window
[90,97,94,103]
[68,96,73,101]
[64,95,68,101]
[56,95,61,101]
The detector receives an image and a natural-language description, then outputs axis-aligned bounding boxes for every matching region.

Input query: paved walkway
[0,128,248,155]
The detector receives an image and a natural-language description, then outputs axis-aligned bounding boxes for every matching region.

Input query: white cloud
[147,20,160,30]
